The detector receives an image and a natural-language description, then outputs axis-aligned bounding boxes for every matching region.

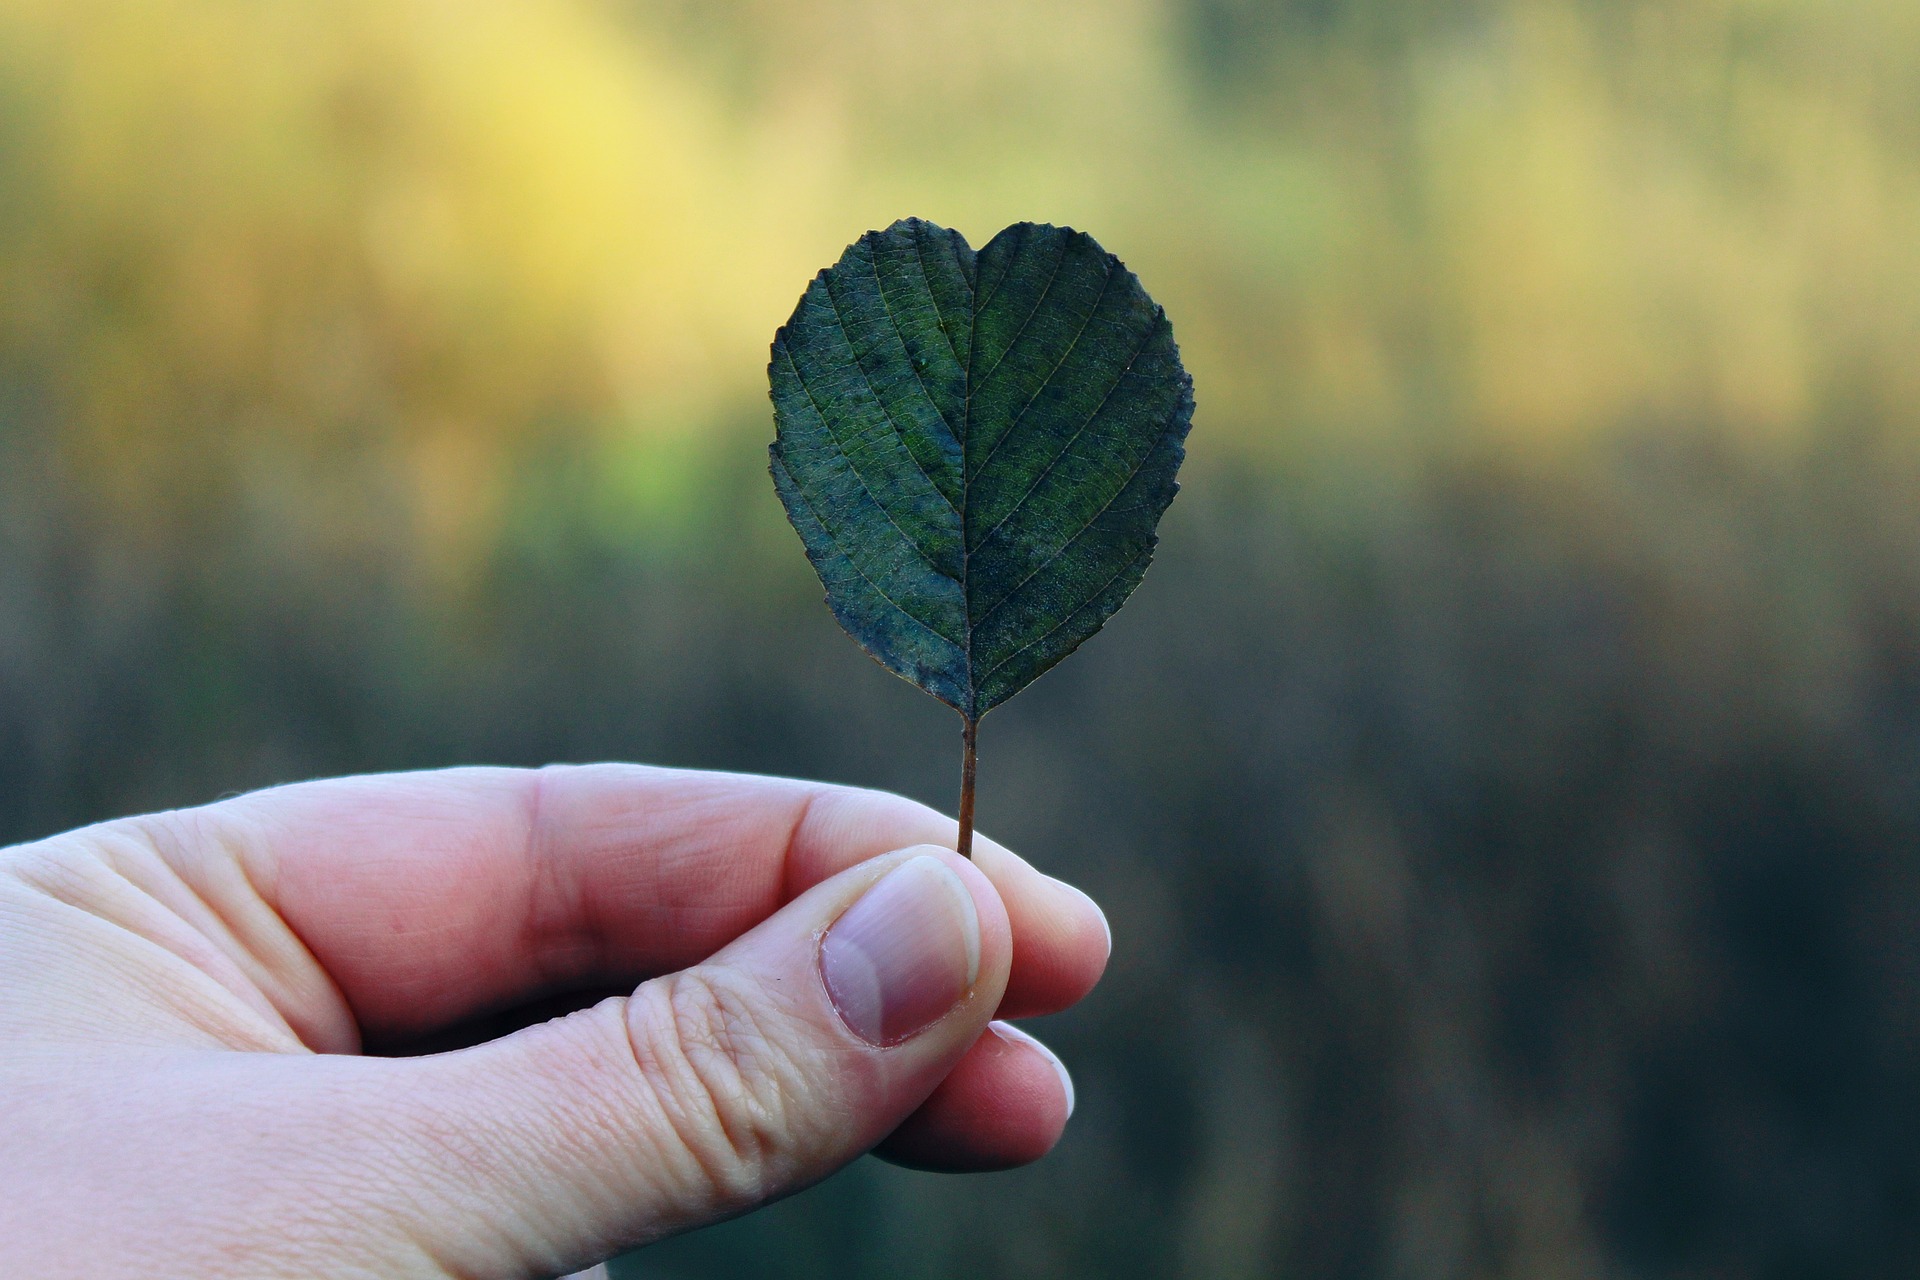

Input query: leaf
[769,218,1192,723]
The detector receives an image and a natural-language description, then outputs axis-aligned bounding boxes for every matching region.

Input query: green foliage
[768,219,1193,723]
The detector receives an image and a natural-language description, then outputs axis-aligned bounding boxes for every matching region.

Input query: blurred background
[5,0,1920,1275]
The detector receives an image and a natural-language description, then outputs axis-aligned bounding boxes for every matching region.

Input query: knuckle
[624,968,802,1209]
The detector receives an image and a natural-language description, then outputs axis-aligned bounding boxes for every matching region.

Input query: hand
[0,765,1108,1278]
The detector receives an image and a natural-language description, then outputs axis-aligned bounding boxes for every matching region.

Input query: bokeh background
[6,0,1920,1275]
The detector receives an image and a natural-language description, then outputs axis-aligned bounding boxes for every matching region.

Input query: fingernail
[821,853,981,1046]
[992,1021,1076,1119]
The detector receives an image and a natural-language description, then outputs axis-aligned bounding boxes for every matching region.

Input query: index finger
[179,765,1107,1048]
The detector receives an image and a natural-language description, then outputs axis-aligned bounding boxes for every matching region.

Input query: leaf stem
[957,715,978,859]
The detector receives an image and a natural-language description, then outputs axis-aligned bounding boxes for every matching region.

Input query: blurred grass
[5,0,1920,1276]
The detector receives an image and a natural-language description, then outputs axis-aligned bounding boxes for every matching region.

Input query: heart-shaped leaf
[769,218,1193,727]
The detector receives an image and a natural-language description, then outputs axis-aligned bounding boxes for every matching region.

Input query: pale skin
[0,765,1109,1279]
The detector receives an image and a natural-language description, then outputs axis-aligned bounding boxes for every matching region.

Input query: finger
[787,784,1110,1019]
[968,838,1109,1020]
[874,1021,1075,1172]
[376,846,1015,1276]
[160,765,1106,1044]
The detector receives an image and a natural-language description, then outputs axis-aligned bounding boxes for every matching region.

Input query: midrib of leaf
[958,234,1072,720]
[958,236,979,720]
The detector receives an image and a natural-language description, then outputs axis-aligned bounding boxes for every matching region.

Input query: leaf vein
[772,453,967,652]
[819,272,962,522]
[975,543,1154,691]
[779,340,961,587]
[874,237,963,457]
[970,235,1072,397]
[909,222,966,371]
[967,316,1162,569]
[968,256,1118,487]
[974,220,1029,314]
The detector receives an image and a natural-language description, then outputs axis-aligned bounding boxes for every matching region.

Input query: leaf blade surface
[771,218,1191,720]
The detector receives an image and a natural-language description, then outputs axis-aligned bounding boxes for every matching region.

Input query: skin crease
[0,765,1109,1280]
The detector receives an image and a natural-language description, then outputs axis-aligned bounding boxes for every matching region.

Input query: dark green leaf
[769,218,1192,722]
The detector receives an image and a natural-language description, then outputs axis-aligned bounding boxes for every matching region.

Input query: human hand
[0,765,1108,1278]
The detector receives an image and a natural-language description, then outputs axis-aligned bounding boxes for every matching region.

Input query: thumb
[384,846,1010,1277]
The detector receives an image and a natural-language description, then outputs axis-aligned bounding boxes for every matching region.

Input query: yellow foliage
[5,0,1920,562]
